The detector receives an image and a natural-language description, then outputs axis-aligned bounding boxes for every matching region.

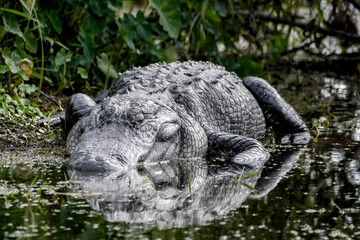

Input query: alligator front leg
[243,77,311,145]
[65,93,96,137]
[208,132,270,171]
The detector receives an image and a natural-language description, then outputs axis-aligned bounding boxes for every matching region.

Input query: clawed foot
[278,131,311,145]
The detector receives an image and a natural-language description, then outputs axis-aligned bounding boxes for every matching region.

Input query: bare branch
[236,10,360,42]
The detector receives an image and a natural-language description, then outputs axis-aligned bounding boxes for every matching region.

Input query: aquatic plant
[233,168,260,194]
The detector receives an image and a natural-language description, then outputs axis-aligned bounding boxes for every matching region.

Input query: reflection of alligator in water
[65,61,310,173]
[69,150,303,228]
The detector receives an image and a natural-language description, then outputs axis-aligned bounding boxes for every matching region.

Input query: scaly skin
[65,61,310,174]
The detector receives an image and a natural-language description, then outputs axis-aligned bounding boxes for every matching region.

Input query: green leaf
[48,9,62,34]
[119,23,135,50]
[23,29,37,53]
[16,104,26,114]
[205,8,221,23]
[14,36,24,51]
[85,12,106,35]
[66,0,82,7]
[0,7,38,22]
[123,13,137,26]
[0,108,9,115]
[18,69,29,81]
[89,0,108,17]
[244,168,260,180]
[19,98,30,106]
[136,11,152,41]
[68,54,83,68]
[13,95,20,103]
[117,13,139,50]
[2,94,12,103]
[4,50,21,74]
[137,21,152,41]
[149,0,181,39]
[78,29,96,66]
[96,53,118,79]
[243,183,259,194]
[18,84,37,94]
[235,56,264,78]
[77,67,88,79]
[233,178,238,187]
[268,35,288,61]
[55,48,71,66]
[7,105,15,113]
[214,1,228,17]
[108,0,123,11]
[150,45,165,60]
[164,44,178,62]
[2,12,23,38]
[0,65,8,74]
[152,25,168,41]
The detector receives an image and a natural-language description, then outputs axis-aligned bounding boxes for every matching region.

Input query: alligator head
[65,93,208,187]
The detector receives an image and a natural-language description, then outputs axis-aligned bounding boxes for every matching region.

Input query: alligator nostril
[136,161,146,174]
[154,181,171,190]
[151,172,173,190]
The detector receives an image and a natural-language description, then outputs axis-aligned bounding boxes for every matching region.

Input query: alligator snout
[69,153,113,173]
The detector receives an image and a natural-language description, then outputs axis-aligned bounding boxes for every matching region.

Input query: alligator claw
[279,131,311,145]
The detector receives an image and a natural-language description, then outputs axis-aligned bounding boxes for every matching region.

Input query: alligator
[65,61,310,175]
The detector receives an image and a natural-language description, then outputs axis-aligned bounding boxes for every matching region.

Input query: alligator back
[108,61,266,139]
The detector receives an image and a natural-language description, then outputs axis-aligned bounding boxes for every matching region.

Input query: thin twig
[236,10,360,42]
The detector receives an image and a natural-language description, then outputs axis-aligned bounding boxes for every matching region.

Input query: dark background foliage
[0,0,359,121]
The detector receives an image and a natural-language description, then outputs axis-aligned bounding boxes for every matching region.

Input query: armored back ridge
[108,61,267,139]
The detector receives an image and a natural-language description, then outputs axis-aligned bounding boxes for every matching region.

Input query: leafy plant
[233,168,260,194]
[1,0,358,130]
[0,83,43,122]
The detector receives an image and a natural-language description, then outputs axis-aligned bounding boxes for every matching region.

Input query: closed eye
[156,122,180,142]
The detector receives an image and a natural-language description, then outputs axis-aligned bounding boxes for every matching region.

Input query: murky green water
[0,73,359,239]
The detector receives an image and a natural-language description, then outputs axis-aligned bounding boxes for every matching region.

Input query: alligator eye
[157,123,180,142]
[134,112,144,122]
[128,111,145,124]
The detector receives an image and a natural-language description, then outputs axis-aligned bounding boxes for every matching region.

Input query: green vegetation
[0,0,359,129]
[233,167,260,194]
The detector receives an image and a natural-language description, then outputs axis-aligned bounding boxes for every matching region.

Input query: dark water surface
[0,73,359,239]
